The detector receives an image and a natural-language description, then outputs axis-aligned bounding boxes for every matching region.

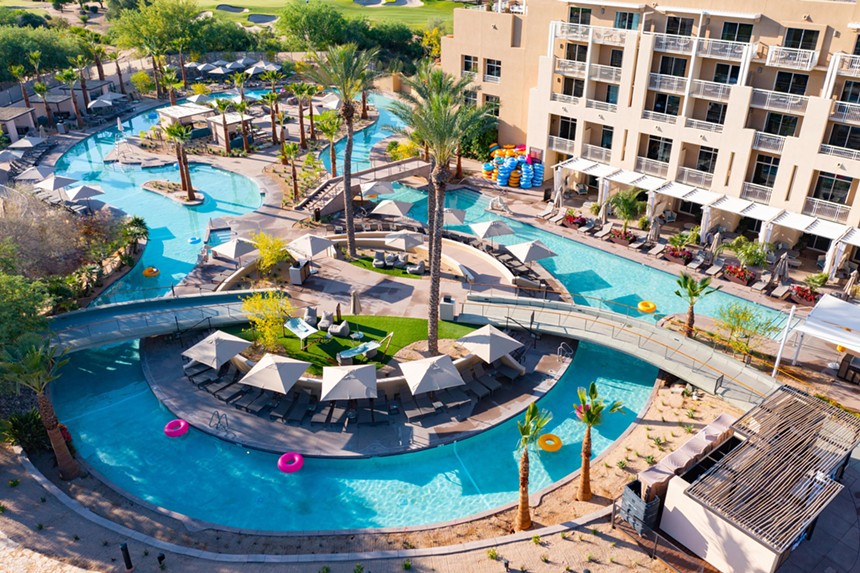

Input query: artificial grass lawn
[350,256,423,279]
[229,315,475,376]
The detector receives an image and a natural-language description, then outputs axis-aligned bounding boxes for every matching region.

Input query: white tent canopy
[792,295,860,359]
[181,330,252,369]
[239,353,309,394]
[400,355,465,396]
[321,364,377,401]
[457,325,523,363]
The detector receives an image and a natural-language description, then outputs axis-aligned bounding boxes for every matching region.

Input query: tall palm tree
[606,187,646,235]
[161,68,181,106]
[260,70,284,114]
[211,98,233,155]
[306,84,320,139]
[230,71,246,102]
[32,82,54,127]
[290,82,314,150]
[27,50,41,83]
[277,110,289,146]
[163,123,194,201]
[260,91,280,144]
[514,403,552,531]
[278,142,300,202]
[0,343,80,480]
[316,110,342,177]
[69,55,92,110]
[142,40,162,99]
[10,65,31,109]
[360,62,378,121]
[233,100,251,154]
[575,382,624,502]
[89,41,106,82]
[674,273,720,338]
[308,44,380,259]
[107,52,126,95]
[55,69,82,127]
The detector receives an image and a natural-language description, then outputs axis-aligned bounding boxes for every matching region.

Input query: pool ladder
[557,342,574,361]
[209,410,236,440]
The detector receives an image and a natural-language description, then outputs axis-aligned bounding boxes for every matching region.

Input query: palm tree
[161,68,181,106]
[89,41,106,82]
[233,100,251,154]
[290,82,314,150]
[0,343,80,480]
[70,55,92,110]
[674,273,721,338]
[211,98,233,155]
[260,91,280,144]
[28,50,41,83]
[55,69,82,127]
[163,123,194,201]
[32,82,53,127]
[606,187,646,236]
[107,52,126,95]
[260,70,284,114]
[123,215,149,253]
[316,110,342,177]
[230,71,246,102]
[306,84,320,139]
[278,142,300,202]
[514,403,552,531]
[575,382,624,502]
[308,44,380,259]
[360,63,378,121]
[10,65,31,109]
[277,110,289,146]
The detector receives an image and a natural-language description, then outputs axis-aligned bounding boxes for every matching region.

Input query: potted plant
[724,264,756,286]
[790,272,828,306]
[606,187,645,245]
[664,245,694,265]
[608,228,636,246]
[563,209,587,229]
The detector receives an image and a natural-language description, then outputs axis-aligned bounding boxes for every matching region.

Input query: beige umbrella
[350,290,362,315]
[287,233,335,260]
[35,175,78,191]
[181,330,252,369]
[648,216,662,243]
[371,199,413,218]
[360,181,395,198]
[708,231,723,256]
[400,355,465,396]
[844,270,858,298]
[211,238,256,260]
[443,208,466,226]
[384,231,423,251]
[471,220,514,241]
[239,353,309,395]
[320,364,377,401]
[60,184,104,203]
[15,165,53,182]
[457,324,523,364]
[507,240,557,266]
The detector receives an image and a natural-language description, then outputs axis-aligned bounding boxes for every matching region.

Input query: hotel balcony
[550,92,581,105]
[635,156,669,178]
[555,58,586,77]
[765,46,819,71]
[548,135,576,155]
[752,132,786,154]
[677,167,714,189]
[589,64,622,83]
[685,118,725,133]
[582,144,611,163]
[689,80,732,102]
[832,101,860,125]
[819,144,860,162]
[554,22,630,46]
[696,38,751,62]
[649,73,688,95]
[585,99,618,113]
[555,21,590,42]
[651,33,695,55]
[741,182,774,204]
[641,110,678,124]
[750,89,809,114]
[802,196,850,223]
[836,53,860,78]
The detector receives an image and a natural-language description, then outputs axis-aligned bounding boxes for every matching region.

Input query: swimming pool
[320,93,404,174]
[52,339,655,531]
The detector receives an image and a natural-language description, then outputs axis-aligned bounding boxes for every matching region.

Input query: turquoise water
[53,340,655,531]
[321,93,403,174]
[53,106,262,305]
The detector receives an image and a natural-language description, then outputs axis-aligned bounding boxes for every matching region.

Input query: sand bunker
[215,4,249,13]
[248,13,277,24]
[353,0,424,7]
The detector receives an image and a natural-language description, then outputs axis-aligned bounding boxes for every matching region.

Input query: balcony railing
[582,143,611,163]
[750,89,809,113]
[461,70,477,79]
[589,64,622,83]
[635,156,670,177]
[677,167,714,188]
[554,22,630,46]
[741,182,774,204]
[649,73,688,94]
[548,135,576,155]
[651,33,695,54]
[689,80,732,102]
[832,101,860,125]
[483,74,501,84]
[696,38,750,61]
[555,58,586,77]
[803,196,850,223]
[685,118,724,133]
[555,22,590,42]
[765,46,819,71]
[585,99,618,112]
[550,92,581,105]
[836,53,860,78]
[641,110,678,124]
[752,131,786,153]
[819,143,860,162]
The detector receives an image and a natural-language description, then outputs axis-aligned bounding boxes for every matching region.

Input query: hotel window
[557,116,577,140]
[463,55,477,74]
[659,56,687,77]
[563,77,584,97]
[801,233,831,253]
[600,126,614,149]
[653,93,680,115]
[721,22,753,43]
[854,35,860,56]
[812,172,852,204]
[614,11,639,30]
[774,72,808,95]
[783,28,819,50]
[829,124,860,150]
[566,43,588,62]
[666,16,694,36]
[752,154,780,187]
[841,81,860,103]
[713,64,739,85]
[484,94,500,115]
[464,90,477,106]
[697,147,718,173]
[605,84,619,104]
[706,102,727,125]
[485,59,501,79]
[646,135,673,163]
[568,7,591,25]
[609,49,623,68]
[764,113,798,137]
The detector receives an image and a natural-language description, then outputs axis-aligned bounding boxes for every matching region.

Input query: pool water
[53,340,655,531]
[321,93,404,174]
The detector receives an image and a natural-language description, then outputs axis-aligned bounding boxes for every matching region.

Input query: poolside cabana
[30,94,73,122]
[0,106,35,142]
[58,79,114,109]
[205,112,251,147]
[158,103,214,128]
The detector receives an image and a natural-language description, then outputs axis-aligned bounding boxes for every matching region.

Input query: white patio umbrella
[263,62,282,72]
[8,136,44,150]
[287,233,335,260]
[359,181,394,199]
[196,63,216,73]
[211,237,256,260]
[598,201,609,226]
[320,364,377,401]
[507,240,557,266]
[371,199,413,218]
[443,208,466,226]
[384,231,423,251]
[0,150,18,163]
[471,219,514,247]
[648,216,662,243]
[208,66,230,77]
[239,353,309,395]
[15,165,52,181]
[88,98,112,110]
[772,252,791,284]
[235,56,257,66]
[457,324,523,364]
[99,92,126,101]
[350,290,362,315]
[400,355,465,396]
[225,61,245,70]
[708,231,723,256]
[184,60,201,69]
[210,59,230,67]
[60,184,104,203]
[35,174,78,191]
[181,330,252,370]
[244,64,267,76]
[186,94,212,104]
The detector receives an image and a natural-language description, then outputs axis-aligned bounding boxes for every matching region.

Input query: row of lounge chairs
[371,251,425,274]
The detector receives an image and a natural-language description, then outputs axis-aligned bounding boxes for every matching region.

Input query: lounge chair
[473,365,502,392]
[594,223,615,240]
[769,283,792,300]
[403,398,427,422]
[318,311,333,331]
[329,401,349,428]
[356,399,374,425]
[548,211,567,225]
[575,183,589,195]
[311,402,334,425]
[303,306,319,327]
[462,376,490,399]
[393,253,409,269]
[371,397,391,425]
[372,251,386,269]
[269,392,296,421]
[406,260,425,275]
[663,211,677,223]
[536,202,555,219]
[687,253,707,270]
[629,236,649,250]
[384,253,397,267]
[497,364,522,382]
[232,388,263,410]
[438,388,471,410]
[750,273,773,293]
[336,352,353,365]
[577,220,596,234]
[705,258,725,277]
[284,389,312,423]
[329,321,350,338]
[648,243,666,257]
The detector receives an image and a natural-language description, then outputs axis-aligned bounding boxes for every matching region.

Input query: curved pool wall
[52,340,655,532]
[321,93,404,174]
[53,107,263,306]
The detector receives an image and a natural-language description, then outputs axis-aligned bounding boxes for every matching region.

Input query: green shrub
[1,409,50,453]
[130,70,155,94]
[638,215,650,231]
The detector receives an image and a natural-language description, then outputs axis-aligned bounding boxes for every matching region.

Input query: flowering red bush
[58,423,72,443]
[791,285,818,302]
[724,265,755,282]
[665,246,693,264]
[609,228,636,242]
[564,210,588,226]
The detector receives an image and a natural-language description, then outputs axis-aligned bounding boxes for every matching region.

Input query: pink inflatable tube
[164,419,189,438]
[278,452,304,473]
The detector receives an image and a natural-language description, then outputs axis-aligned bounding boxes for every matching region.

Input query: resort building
[441,0,860,273]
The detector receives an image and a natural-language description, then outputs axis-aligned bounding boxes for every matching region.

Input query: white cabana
[211,237,256,260]
[239,353,309,394]
[287,233,335,260]
[788,295,860,366]
[507,240,557,265]
[606,169,646,187]
[371,199,412,218]
[320,364,377,401]
[384,231,423,251]
[181,330,252,369]
[400,355,465,396]
[157,102,214,126]
[581,162,620,179]
[35,175,77,191]
[457,325,523,363]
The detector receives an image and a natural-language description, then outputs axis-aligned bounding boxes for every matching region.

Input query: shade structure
[457,324,523,363]
[184,60,201,69]
[60,184,104,202]
[181,330,252,369]
[208,66,230,76]
[471,220,514,241]
[15,165,52,181]
[211,238,256,260]
[0,149,18,164]
[359,181,394,198]
[9,136,44,150]
[239,353,309,394]
[400,355,465,396]
[210,59,229,67]
[384,231,423,251]
[350,290,362,315]
[287,233,335,260]
[443,208,466,226]
[225,61,244,70]
[35,174,78,191]
[235,56,257,67]
[99,92,126,101]
[507,240,557,265]
[244,64,267,76]
[196,63,215,72]
[371,199,412,218]
[87,98,112,110]
[320,364,377,401]
[263,62,282,72]
[186,94,212,104]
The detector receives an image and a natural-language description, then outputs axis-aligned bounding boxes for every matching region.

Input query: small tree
[607,188,645,235]
[241,291,292,352]
[260,91,280,144]
[278,142,300,202]
[230,71,246,102]
[122,216,149,254]
[107,52,126,95]
[69,55,92,109]
[32,82,54,127]
[9,65,31,109]
[803,272,828,296]
[715,302,780,355]
[315,110,342,177]
[130,70,155,95]
[514,403,552,531]
[161,68,182,106]
[290,82,315,149]
[674,273,721,338]
[724,236,771,269]
[251,232,289,277]
[575,382,624,502]
[191,83,210,95]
